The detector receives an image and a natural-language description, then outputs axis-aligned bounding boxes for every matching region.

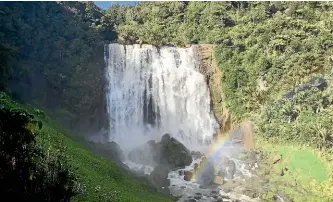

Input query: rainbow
[192,132,232,181]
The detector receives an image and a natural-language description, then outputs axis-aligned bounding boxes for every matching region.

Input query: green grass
[42,126,172,202]
[272,145,328,183]
[0,93,172,202]
[256,137,333,202]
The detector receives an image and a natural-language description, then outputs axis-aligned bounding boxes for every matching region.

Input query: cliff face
[194,44,235,135]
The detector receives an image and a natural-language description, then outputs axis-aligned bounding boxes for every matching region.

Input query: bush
[0,105,80,201]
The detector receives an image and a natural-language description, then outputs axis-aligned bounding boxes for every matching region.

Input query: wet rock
[159,133,193,169]
[225,160,236,179]
[211,190,218,194]
[221,195,230,199]
[186,199,197,202]
[194,163,199,170]
[148,164,170,194]
[179,170,184,176]
[197,159,215,186]
[217,156,237,180]
[191,151,203,159]
[194,195,202,200]
[128,134,192,169]
[128,140,157,166]
[214,176,224,185]
[184,170,194,181]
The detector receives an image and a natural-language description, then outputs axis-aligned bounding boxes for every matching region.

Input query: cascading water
[105,43,218,151]
[104,44,258,202]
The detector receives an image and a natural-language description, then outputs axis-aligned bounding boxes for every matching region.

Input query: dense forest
[0,1,110,135]
[1,1,333,201]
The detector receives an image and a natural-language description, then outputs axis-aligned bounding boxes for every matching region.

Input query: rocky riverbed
[89,128,296,202]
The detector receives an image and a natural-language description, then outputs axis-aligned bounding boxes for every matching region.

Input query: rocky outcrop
[159,133,192,169]
[128,133,193,169]
[194,44,235,135]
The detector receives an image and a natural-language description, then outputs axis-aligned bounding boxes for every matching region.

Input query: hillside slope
[0,93,172,202]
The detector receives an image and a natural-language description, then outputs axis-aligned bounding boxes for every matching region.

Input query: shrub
[0,105,80,201]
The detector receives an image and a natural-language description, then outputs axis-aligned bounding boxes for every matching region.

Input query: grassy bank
[255,136,333,202]
[0,93,172,202]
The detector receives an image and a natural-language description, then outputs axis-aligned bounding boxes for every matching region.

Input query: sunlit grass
[256,136,333,202]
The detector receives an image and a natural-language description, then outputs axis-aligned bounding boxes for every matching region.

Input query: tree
[0,104,80,201]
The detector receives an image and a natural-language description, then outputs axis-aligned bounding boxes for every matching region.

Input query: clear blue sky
[94,1,139,10]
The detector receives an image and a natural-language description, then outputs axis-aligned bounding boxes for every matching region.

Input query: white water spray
[105,44,218,151]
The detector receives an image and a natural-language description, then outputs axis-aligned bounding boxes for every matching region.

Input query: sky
[94,1,139,10]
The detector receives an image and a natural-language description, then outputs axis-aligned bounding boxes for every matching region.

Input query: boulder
[128,134,192,169]
[128,140,157,166]
[107,141,125,161]
[217,158,236,180]
[88,141,129,170]
[159,133,192,169]
[197,159,215,186]
[184,170,194,181]
[148,164,171,194]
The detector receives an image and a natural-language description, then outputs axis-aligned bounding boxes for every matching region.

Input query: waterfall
[105,44,218,151]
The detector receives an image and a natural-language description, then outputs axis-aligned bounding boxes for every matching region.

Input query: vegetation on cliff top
[103,1,333,150]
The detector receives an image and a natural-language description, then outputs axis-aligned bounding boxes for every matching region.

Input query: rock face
[128,133,193,169]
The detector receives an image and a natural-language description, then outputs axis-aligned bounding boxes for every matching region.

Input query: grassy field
[0,93,172,202]
[256,137,333,202]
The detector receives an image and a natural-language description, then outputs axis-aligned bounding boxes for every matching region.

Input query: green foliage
[258,77,333,149]
[0,93,172,202]
[0,2,107,134]
[0,95,80,201]
[0,43,14,91]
